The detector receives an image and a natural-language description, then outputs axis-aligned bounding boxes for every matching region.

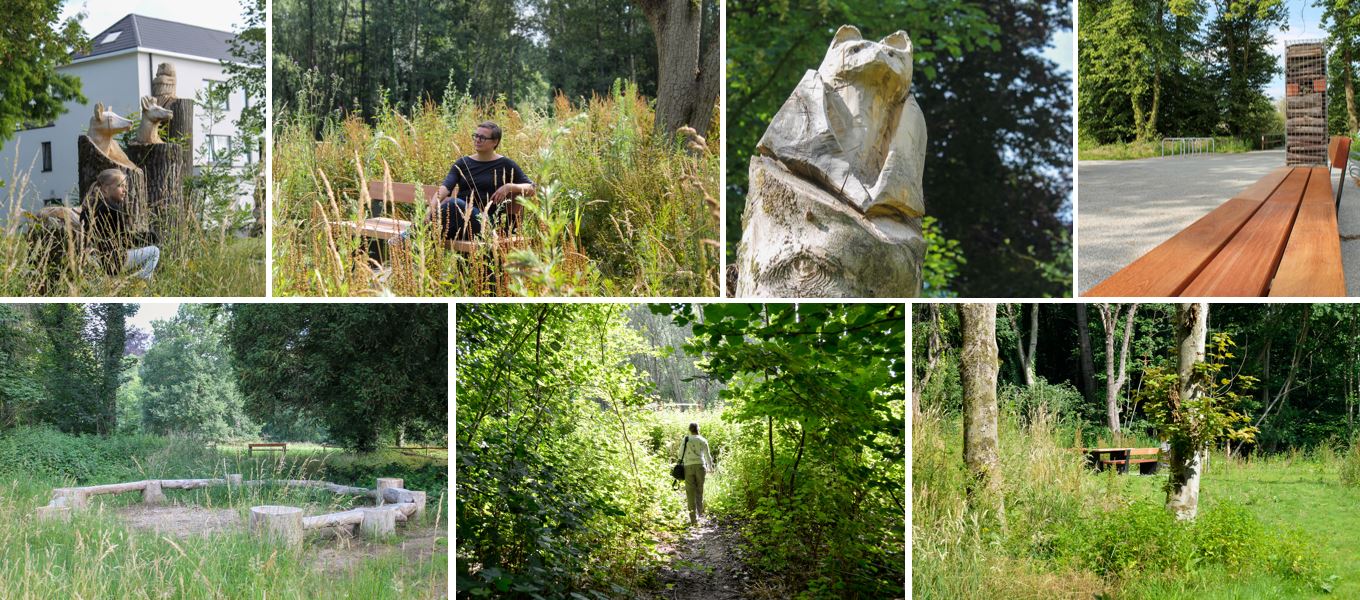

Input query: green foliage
[457,304,682,596]
[140,305,257,440]
[272,84,718,296]
[1341,434,1360,488]
[1135,332,1260,456]
[0,426,170,483]
[224,304,447,451]
[668,303,906,597]
[999,378,1084,425]
[0,0,87,148]
[921,216,964,298]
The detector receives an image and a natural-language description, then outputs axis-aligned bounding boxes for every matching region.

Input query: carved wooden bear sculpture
[736,25,926,297]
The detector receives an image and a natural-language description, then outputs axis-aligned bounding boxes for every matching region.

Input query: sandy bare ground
[117,504,448,596]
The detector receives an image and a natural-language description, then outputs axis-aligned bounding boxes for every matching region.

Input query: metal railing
[1160,137,1216,157]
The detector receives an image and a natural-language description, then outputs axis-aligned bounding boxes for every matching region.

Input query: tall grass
[0,148,264,297]
[914,405,1330,599]
[272,79,719,297]
[0,428,447,598]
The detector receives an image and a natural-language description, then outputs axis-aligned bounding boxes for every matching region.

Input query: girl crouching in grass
[82,168,159,282]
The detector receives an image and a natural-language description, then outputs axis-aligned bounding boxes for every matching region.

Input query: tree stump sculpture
[77,103,149,231]
[735,25,926,297]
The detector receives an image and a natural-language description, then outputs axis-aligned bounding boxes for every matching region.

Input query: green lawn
[1116,456,1356,598]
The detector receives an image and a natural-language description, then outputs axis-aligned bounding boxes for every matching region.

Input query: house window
[41,142,52,172]
[209,135,233,163]
[204,80,230,110]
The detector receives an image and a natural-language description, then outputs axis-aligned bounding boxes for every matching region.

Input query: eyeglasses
[472,133,496,142]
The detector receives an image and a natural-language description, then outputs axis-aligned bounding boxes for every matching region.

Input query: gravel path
[1077,150,1360,295]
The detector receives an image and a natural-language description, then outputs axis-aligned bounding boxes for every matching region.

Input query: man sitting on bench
[428,121,536,240]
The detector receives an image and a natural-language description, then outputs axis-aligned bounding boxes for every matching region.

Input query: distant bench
[1086,136,1352,297]
[248,442,286,456]
[1085,447,1162,475]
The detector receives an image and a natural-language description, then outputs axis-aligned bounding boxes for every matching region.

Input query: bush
[0,426,170,483]
[1340,435,1360,488]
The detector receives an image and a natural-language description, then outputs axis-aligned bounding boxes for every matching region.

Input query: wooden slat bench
[248,442,286,456]
[1101,447,1162,475]
[1086,163,1344,297]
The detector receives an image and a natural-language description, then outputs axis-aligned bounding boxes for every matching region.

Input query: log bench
[248,442,286,455]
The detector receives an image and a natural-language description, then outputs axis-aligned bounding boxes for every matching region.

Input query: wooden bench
[334,180,528,254]
[1087,142,1349,296]
[1101,447,1162,475]
[248,442,286,456]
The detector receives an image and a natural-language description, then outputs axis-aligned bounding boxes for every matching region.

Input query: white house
[0,14,256,212]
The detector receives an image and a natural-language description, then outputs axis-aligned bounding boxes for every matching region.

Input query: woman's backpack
[671,436,689,480]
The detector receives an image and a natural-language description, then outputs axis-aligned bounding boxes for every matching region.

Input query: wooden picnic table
[1085,447,1132,474]
[1085,165,1345,297]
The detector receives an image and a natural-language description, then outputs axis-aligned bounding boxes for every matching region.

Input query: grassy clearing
[0,429,447,599]
[914,407,1343,599]
[1078,137,1260,161]
[273,82,719,297]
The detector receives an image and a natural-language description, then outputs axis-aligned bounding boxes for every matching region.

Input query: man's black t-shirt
[441,155,533,209]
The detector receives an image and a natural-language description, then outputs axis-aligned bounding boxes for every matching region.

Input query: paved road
[1078,150,1360,295]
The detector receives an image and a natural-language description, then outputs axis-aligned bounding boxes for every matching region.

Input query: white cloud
[127,302,181,337]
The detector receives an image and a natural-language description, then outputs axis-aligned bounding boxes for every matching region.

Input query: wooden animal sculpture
[134,96,174,144]
[86,103,136,169]
[736,25,927,297]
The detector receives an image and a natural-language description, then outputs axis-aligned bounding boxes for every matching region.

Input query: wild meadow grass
[0,429,447,599]
[914,406,1344,599]
[0,157,264,297]
[272,81,719,297]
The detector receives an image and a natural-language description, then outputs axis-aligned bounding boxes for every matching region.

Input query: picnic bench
[1086,136,1353,297]
[248,442,286,456]
[1085,447,1162,475]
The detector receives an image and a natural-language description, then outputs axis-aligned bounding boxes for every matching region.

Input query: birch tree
[960,303,1003,524]
[1096,303,1139,432]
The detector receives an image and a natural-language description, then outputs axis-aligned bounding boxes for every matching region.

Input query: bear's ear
[830,25,862,48]
[94,103,104,116]
[882,31,912,53]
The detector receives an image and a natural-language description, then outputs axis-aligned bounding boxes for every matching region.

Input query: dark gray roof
[72,14,241,63]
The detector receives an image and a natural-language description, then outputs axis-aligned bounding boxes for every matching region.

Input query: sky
[127,302,180,338]
[60,0,245,36]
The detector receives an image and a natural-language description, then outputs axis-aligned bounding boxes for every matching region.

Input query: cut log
[250,505,303,546]
[77,135,149,231]
[375,478,403,505]
[158,479,225,490]
[142,480,165,505]
[79,480,149,496]
[301,508,366,530]
[52,488,88,509]
[226,474,243,488]
[378,486,415,505]
[164,98,194,168]
[410,491,427,519]
[359,507,396,538]
[126,142,187,217]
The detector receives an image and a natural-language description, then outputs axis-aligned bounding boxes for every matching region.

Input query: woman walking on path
[678,422,714,525]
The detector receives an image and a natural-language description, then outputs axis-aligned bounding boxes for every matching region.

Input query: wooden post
[249,505,304,546]
[126,143,186,217]
[163,98,194,168]
[375,478,402,505]
[359,507,396,538]
[142,480,165,505]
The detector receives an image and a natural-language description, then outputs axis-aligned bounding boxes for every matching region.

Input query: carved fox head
[817,25,913,96]
[140,96,173,121]
[89,103,133,136]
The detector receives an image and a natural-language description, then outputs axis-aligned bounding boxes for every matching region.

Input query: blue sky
[60,0,245,36]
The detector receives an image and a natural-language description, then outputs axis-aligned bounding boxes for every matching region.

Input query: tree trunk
[960,303,1004,525]
[1167,302,1209,520]
[1097,303,1139,433]
[163,98,194,169]
[1077,304,1097,400]
[912,303,943,420]
[636,0,720,137]
[126,142,187,220]
[1345,44,1358,136]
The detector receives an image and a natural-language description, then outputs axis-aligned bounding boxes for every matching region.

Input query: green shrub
[1340,435,1360,488]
